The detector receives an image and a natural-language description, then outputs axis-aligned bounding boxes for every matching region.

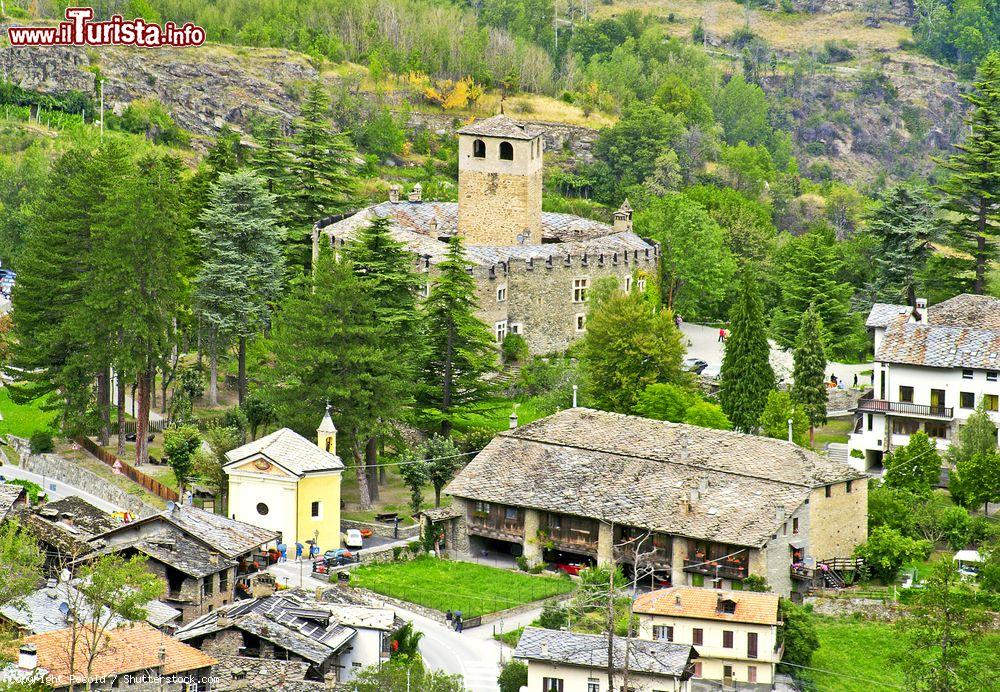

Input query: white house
[513,627,696,692]
[633,587,781,691]
[850,294,1000,473]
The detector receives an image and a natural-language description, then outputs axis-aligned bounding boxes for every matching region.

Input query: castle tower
[456,114,544,245]
[317,404,337,453]
[613,198,633,233]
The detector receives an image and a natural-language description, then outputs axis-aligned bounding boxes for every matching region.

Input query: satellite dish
[58,602,70,616]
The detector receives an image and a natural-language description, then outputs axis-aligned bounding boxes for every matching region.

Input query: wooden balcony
[467,516,524,542]
[614,544,671,569]
[857,398,953,419]
[683,558,747,581]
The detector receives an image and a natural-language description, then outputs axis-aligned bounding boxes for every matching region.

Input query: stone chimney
[317,403,337,454]
[912,297,928,323]
[18,644,37,671]
[388,184,400,204]
[217,612,232,629]
[613,198,633,233]
[509,409,518,429]
[408,183,422,203]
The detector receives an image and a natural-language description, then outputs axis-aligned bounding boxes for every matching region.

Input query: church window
[311,501,321,518]
[625,277,632,292]
[499,141,514,160]
[473,139,486,158]
[637,278,647,292]
[573,278,588,303]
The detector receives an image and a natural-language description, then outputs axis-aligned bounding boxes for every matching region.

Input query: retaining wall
[341,517,421,541]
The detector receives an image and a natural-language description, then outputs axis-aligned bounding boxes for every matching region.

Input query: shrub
[498,660,528,692]
[392,546,404,561]
[515,555,530,572]
[854,526,931,583]
[459,427,495,453]
[6,478,42,504]
[407,540,422,555]
[537,600,568,629]
[29,430,54,454]
[501,334,529,364]
[777,599,819,673]
[742,574,771,592]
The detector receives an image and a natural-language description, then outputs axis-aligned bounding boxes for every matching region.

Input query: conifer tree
[344,216,425,495]
[289,81,359,269]
[194,170,285,406]
[269,247,410,510]
[771,230,862,360]
[936,52,1000,295]
[791,305,828,446]
[250,117,294,207]
[719,268,775,432]
[418,236,498,436]
[864,184,935,303]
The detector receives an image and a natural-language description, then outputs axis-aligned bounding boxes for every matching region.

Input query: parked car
[700,363,722,380]
[682,357,709,374]
[553,561,587,576]
[344,528,364,549]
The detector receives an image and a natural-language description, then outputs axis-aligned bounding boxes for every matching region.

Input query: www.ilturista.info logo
[7,7,206,47]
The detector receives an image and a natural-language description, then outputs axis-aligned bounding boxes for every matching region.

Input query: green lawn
[812,418,853,448]
[811,616,1000,691]
[0,388,58,439]
[349,556,575,617]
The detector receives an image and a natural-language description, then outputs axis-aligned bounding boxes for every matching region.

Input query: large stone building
[313,114,659,354]
[440,408,868,598]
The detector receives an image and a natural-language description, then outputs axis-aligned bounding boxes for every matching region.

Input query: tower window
[499,141,514,160]
[472,138,486,158]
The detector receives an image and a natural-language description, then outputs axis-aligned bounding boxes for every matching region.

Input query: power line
[777,661,905,689]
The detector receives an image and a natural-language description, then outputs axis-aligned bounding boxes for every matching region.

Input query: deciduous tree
[883,432,942,495]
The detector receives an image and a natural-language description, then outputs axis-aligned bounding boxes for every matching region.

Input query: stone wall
[341,518,421,541]
[827,387,871,413]
[808,479,868,561]
[8,437,158,517]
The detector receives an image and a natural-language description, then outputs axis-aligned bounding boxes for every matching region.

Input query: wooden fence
[117,418,169,435]
[74,435,179,503]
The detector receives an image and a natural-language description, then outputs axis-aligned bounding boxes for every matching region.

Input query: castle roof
[318,201,654,267]
[456,114,544,140]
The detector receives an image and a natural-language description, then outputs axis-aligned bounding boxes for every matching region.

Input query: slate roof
[865,302,909,328]
[89,527,237,578]
[224,427,344,476]
[633,587,780,626]
[0,580,181,634]
[928,293,1000,329]
[0,482,25,523]
[514,627,693,677]
[39,496,119,536]
[319,201,654,266]
[100,504,278,559]
[211,656,316,691]
[24,621,215,687]
[876,323,1000,370]
[446,409,864,548]
[176,590,375,666]
[456,114,545,140]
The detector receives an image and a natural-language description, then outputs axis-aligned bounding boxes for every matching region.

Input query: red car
[554,561,586,576]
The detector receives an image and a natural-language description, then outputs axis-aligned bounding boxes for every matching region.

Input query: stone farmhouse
[513,626,697,692]
[313,114,659,354]
[634,587,781,691]
[851,294,1000,472]
[440,408,868,598]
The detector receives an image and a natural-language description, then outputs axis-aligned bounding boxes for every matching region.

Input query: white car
[700,364,722,380]
[344,529,364,549]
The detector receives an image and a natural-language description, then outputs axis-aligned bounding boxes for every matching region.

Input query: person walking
[718,327,726,343]
[295,542,304,561]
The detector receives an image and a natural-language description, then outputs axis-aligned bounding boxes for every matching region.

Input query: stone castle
[312,114,659,354]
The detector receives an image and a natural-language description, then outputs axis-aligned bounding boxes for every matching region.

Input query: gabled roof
[38,496,119,536]
[446,408,863,548]
[88,527,237,578]
[0,483,26,523]
[877,322,1000,370]
[224,428,343,476]
[175,591,371,665]
[928,294,1000,329]
[633,587,780,626]
[22,622,215,686]
[456,114,545,140]
[865,303,909,328]
[514,627,693,677]
[211,656,314,690]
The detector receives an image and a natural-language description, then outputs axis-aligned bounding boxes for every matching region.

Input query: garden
[349,556,576,618]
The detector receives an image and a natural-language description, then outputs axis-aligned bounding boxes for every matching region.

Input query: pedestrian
[393,516,399,540]
[445,610,453,622]
[278,542,287,562]
[853,373,858,388]
[455,615,463,633]
[674,313,683,328]
[718,327,725,343]
[295,542,303,561]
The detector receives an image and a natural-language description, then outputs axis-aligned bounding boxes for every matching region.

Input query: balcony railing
[467,517,524,541]
[614,544,671,568]
[683,558,747,581]
[856,398,953,418]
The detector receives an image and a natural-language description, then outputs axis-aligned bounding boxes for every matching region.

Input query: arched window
[472,139,486,158]
[499,141,514,160]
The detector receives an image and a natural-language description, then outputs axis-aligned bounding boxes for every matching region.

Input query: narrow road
[0,460,121,513]
[110,380,166,423]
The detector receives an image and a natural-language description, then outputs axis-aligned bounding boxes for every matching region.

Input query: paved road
[679,322,873,385]
[0,460,121,513]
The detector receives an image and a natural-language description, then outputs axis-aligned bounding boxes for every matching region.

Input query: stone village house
[440,408,868,598]
[314,114,659,355]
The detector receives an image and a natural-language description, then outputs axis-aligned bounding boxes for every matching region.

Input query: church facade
[313,114,659,354]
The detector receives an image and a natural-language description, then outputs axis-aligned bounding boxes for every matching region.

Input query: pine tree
[269,247,410,510]
[289,81,359,270]
[865,184,936,303]
[719,268,775,432]
[936,52,1000,295]
[194,170,285,406]
[250,117,294,210]
[771,230,862,360]
[343,216,425,496]
[417,236,498,436]
[791,305,828,446]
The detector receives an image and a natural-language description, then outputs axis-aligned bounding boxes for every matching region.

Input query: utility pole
[788,417,794,442]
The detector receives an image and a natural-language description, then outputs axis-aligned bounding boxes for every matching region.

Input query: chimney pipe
[509,409,518,429]
[388,184,400,204]
[408,183,422,203]
[18,644,37,671]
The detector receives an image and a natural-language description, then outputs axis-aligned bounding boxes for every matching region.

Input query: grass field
[350,556,575,617]
[0,387,58,439]
[812,418,853,448]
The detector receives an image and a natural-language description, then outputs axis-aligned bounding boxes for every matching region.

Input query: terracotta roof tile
[633,587,779,626]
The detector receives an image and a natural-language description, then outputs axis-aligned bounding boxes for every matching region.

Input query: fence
[74,435,179,502]
[116,418,170,435]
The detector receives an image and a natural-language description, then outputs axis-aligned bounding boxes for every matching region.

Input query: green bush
[854,526,931,583]
[537,600,568,629]
[6,478,42,504]
[501,334,529,363]
[742,574,771,592]
[392,546,404,561]
[515,555,530,572]
[498,660,528,692]
[29,430,54,454]
[407,540,422,555]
